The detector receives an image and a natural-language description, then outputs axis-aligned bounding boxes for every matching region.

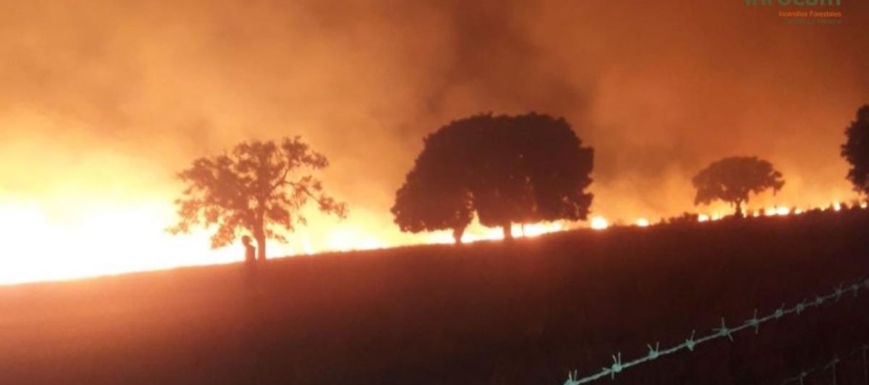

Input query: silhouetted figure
[242,236,256,263]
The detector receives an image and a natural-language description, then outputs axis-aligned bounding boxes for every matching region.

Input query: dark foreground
[1,210,868,385]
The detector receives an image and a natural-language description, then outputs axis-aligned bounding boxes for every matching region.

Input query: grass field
[1,209,868,385]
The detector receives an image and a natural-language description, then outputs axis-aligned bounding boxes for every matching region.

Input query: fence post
[829,357,839,385]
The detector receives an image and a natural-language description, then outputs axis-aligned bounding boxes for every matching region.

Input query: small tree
[168,137,347,260]
[841,105,869,195]
[692,156,784,217]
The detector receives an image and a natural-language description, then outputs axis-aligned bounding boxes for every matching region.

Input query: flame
[520,223,565,237]
[0,199,240,285]
[691,200,869,223]
[302,239,315,255]
[470,228,506,242]
[0,196,404,284]
[0,190,862,285]
[426,222,567,245]
[590,216,609,230]
[324,227,387,252]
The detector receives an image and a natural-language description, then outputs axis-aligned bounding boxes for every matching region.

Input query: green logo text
[746,0,840,5]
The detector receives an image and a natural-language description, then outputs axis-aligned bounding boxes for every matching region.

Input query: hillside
[1,209,868,385]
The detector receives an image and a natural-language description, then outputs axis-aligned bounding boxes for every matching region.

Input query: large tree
[470,113,594,238]
[168,137,347,260]
[511,113,594,223]
[391,115,485,243]
[692,156,784,217]
[392,112,594,242]
[841,105,869,195]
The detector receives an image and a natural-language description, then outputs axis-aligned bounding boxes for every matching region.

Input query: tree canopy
[391,112,594,243]
[691,156,784,217]
[841,105,869,195]
[168,137,347,260]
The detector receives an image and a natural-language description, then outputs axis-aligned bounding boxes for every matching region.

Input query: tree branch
[270,167,291,194]
[288,180,326,205]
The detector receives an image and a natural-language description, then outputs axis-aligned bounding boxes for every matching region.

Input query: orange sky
[0,0,866,283]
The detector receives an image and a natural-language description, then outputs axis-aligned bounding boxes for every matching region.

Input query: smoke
[0,0,867,265]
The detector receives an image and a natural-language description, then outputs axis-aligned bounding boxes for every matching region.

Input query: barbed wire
[562,276,869,385]
[777,344,868,385]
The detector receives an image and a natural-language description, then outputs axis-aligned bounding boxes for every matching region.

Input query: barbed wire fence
[777,344,868,385]
[561,276,869,385]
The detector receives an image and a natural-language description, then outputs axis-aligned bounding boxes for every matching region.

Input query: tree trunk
[502,221,513,240]
[734,200,745,218]
[254,208,267,261]
[452,226,466,245]
[256,235,267,261]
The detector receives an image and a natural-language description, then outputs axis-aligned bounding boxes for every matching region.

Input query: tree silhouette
[168,137,347,260]
[841,105,869,195]
[692,156,784,217]
[469,114,532,239]
[512,113,594,222]
[392,112,594,242]
[470,113,593,239]
[391,115,484,243]
[392,171,474,244]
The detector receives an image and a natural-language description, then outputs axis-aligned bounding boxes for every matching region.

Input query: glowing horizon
[0,196,862,286]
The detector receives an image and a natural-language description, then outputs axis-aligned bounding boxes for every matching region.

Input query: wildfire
[426,222,566,245]
[520,223,565,237]
[302,239,315,255]
[0,192,865,286]
[692,201,869,223]
[325,227,387,252]
[590,216,609,230]
[0,197,404,285]
[0,200,239,285]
